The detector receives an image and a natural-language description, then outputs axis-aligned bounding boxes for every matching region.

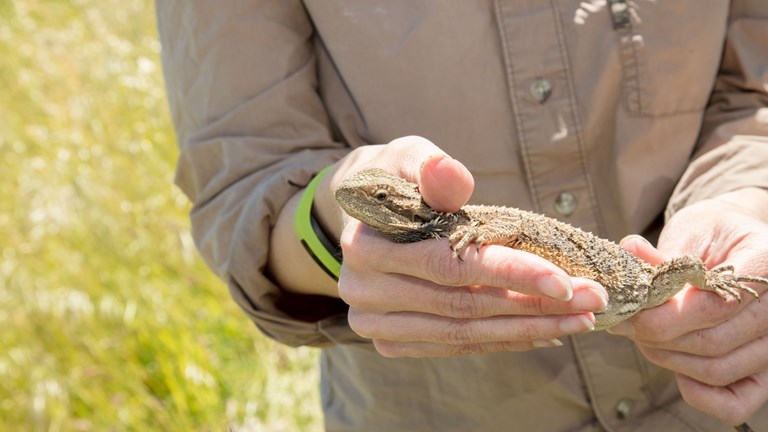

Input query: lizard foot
[448,226,482,260]
[449,228,510,261]
[705,264,765,302]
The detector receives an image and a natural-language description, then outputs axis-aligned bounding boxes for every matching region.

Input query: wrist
[660,187,768,258]
[294,165,342,280]
[267,190,340,298]
[709,187,768,223]
[313,163,346,243]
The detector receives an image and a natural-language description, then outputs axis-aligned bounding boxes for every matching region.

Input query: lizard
[334,167,767,331]
[334,168,766,432]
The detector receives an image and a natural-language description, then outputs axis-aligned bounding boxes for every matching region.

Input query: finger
[340,270,607,317]
[625,300,768,355]
[342,225,578,301]
[619,234,666,266]
[637,335,768,387]
[347,309,595,344]
[371,338,563,358]
[676,371,768,426]
[610,285,747,341]
[418,154,474,212]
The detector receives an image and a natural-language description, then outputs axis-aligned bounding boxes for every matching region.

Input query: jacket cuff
[228,277,370,348]
[666,136,768,220]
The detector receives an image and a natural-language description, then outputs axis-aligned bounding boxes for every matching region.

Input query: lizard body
[334,168,766,331]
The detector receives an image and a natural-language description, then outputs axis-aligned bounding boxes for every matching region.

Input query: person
[156,1,768,430]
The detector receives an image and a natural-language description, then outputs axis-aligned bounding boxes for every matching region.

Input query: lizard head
[334,168,444,243]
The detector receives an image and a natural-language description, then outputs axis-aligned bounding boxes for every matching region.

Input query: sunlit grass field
[0,1,322,430]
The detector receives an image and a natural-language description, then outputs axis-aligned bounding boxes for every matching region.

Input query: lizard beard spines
[385,210,471,243]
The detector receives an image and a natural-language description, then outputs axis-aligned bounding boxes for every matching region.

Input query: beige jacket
[157,1,768,430]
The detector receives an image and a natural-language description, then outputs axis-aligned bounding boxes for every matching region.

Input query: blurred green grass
[0,1,322,430]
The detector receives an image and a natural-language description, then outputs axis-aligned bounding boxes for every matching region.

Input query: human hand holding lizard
[334,136,606,357]
[615,188,768,426]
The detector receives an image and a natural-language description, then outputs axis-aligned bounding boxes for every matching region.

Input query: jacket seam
[493,0,543,213]
[548,0,606,237]
[570,335,616,432]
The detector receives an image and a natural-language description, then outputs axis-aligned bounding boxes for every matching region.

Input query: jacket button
[615,399,634,419]
[554,192,576,216]
[529,78,552,103]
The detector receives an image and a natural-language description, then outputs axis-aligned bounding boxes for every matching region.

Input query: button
[529,78,552,103]
[554,192,576,216]
[608,0,631,30]
[615,398,633,419]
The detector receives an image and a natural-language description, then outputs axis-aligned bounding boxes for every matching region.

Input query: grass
[0,1,322,430]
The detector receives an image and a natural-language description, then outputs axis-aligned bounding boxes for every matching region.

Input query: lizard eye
[372,189,389,203]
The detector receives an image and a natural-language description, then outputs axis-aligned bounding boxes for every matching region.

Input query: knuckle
[685,388,749,426]
[496,341,535,353]
[450,341,536,356]
[338,224,366,267]
[520,295,547,316]
[425,250,468,286]
[515,320,540,341]
[438,290,482,318]
[702,358,736,386]
[372,340,404,358]
[450,343,484,356]
[337,277,365,307]
[389,135,434,153]
[441,319,476,345]
[346,309,374,338]
[720,405,750,426]
[692,330,731,357]
[509,341,537,352]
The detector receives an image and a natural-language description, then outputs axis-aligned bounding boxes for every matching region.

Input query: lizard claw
[451,245,465,262]
[706,266,763,302]
[449,227,478,260]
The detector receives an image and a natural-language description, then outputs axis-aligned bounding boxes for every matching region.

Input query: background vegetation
[0,1,322,430]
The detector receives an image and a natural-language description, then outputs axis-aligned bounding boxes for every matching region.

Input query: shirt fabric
[156,1,768,431]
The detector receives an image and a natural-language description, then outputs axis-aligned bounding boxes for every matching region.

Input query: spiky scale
[335,169,766,330]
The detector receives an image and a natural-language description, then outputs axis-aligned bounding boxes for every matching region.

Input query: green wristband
[295,165,342,280]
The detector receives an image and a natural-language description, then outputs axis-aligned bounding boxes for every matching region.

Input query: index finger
[342,223,578,301]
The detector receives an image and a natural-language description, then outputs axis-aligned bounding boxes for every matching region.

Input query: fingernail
[607,321,634,336]
[532,338,564,348]
[539,274,573,301]
[571,283,609,311]
[619,234,652,248]
[559,315,595,334]
[419,154,450,175]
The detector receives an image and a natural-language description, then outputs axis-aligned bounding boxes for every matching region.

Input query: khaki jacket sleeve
[156,1,355,347]
[667,1,768,217]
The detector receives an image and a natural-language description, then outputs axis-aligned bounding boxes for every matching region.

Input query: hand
[334,136,608,357]
[612,188,768,425]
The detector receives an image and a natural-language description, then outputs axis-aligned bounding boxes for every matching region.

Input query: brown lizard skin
[335,168,767,331]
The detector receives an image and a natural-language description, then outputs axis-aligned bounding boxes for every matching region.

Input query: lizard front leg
[647,255,764,309]
[447,213,522,258]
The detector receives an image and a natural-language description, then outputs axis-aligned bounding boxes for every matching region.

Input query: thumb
[418,155,474,213]
[620,234,666,266]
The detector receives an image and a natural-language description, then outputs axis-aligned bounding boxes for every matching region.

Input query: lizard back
[336,168,766,333]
